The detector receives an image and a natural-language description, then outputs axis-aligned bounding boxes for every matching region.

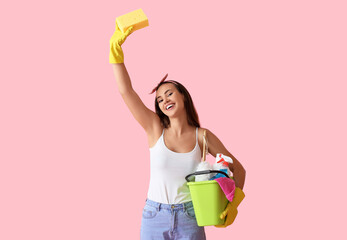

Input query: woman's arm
[112,63,160,133]
[109,23,159,133]
[204,128,246,190]
[112,63,133,94]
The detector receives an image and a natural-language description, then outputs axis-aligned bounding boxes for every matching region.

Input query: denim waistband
[145,199,193,211]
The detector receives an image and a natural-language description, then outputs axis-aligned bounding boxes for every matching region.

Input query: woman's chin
[166,109,183,118]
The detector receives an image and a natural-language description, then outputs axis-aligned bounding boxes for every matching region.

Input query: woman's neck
[167,116,193,137]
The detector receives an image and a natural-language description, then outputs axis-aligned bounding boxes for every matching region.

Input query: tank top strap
[195,127,198,144]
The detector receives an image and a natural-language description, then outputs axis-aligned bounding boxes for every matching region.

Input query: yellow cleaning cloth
[215,187,245,228]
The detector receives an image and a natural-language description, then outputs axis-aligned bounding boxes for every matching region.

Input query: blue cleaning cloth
[209,169,229,180]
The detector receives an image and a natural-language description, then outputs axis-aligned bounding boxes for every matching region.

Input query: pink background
[1,0,346,239]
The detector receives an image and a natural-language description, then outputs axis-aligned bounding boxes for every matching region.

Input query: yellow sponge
[116,9,149,33]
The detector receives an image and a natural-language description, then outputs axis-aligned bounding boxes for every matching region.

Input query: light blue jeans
[140,199,206,240]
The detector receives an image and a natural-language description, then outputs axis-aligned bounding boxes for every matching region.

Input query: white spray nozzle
[216,153,233,164]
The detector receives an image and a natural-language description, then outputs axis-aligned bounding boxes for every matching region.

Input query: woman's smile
[165,103,175,111]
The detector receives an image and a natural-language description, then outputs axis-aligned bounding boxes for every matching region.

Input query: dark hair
[150,74,200,129]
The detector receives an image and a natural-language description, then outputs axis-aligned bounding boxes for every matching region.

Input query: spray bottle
[210,153,234,180]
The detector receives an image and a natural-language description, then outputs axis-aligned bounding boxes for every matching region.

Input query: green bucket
[186,170,230,226]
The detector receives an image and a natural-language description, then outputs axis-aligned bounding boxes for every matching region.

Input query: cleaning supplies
[185,169,230,226]
[214,177,236,202]
[109,24,134,63]
[109,9,149,64]
[116,9,149,33]
[195,129,213,181]
[210,153,233,180]
[194,161,213,181]
[215,187,245,228]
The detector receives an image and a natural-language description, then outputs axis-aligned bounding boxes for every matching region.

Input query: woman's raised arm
[111,63,159,133]
[109,24,159,133]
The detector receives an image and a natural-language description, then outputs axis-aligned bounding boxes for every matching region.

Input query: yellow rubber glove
[109,24,134,63]
[215,187,245,228]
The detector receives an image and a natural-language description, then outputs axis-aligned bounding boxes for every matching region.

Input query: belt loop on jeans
[157,203,161,212]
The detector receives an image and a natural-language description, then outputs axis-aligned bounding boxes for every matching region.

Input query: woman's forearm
[229,163,246,190]
[233,168,246,190]
[111,63,133,94]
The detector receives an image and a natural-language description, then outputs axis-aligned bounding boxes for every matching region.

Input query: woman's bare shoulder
[197,127,209,139]
[197,127,215,149]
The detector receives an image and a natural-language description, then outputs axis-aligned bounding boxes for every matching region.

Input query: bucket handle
[185,170,229,182]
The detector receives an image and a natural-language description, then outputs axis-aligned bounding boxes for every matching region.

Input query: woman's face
[156,83,185,117]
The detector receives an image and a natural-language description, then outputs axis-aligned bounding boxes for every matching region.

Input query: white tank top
[147,127,202,204]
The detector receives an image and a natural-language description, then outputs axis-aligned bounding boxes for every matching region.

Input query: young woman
[109,25,246,240]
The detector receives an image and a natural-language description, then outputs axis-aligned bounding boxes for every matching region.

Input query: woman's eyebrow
[156,89,172,99]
